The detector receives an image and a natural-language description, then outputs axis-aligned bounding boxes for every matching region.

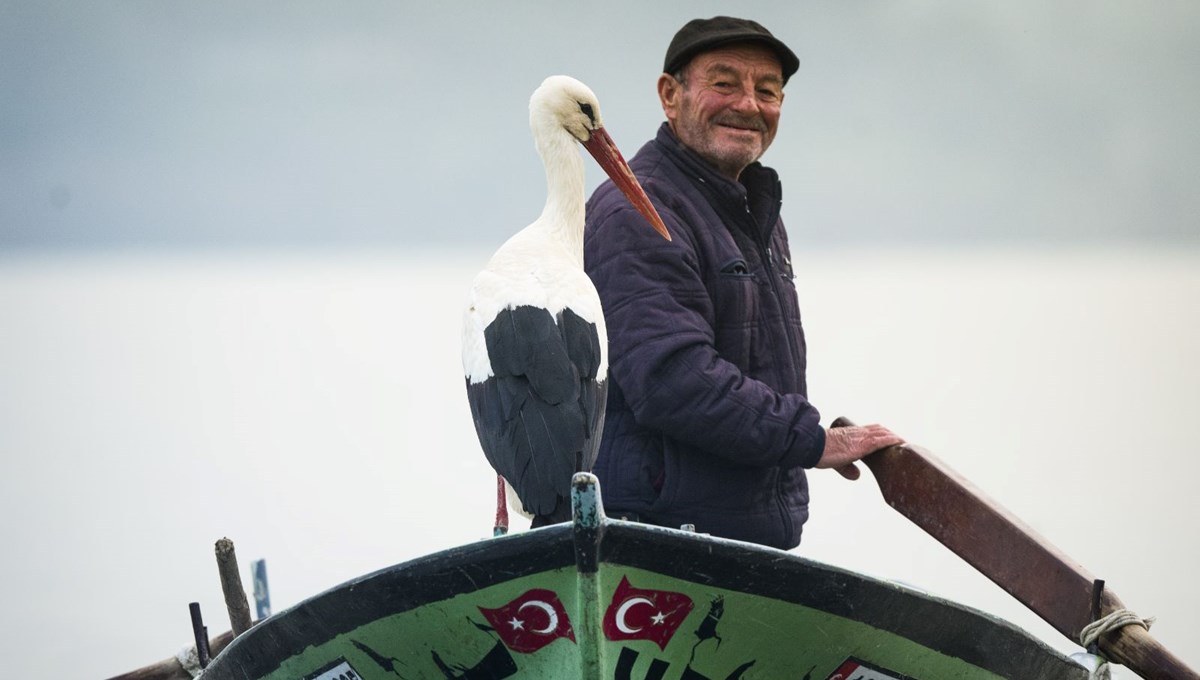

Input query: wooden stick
[102,630,234,680]
[832,416,1198,680]
[215,538,253,636]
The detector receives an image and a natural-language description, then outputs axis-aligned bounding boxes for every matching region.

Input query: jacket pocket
[711,267,760,370]
[718,258,756,278]
[652,439,779,514]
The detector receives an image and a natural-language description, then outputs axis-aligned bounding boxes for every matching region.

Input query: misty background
[4,2,1198,251]
[2,3,1198,679]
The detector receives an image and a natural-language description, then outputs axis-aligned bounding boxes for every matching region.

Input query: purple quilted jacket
[583,123,825,550]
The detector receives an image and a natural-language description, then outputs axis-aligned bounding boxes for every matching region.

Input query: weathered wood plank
[834,416,1197,679]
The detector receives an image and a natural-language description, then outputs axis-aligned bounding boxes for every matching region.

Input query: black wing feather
[466,305,606,517]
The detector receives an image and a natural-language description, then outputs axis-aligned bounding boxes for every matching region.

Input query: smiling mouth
[718,124,762,134]
[714,117,767,133]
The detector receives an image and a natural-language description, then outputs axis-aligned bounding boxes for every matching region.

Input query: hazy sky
[3,2,1198,251]
[2,5,1199,676]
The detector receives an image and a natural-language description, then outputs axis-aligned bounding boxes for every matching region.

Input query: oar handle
[831,417,1198,680]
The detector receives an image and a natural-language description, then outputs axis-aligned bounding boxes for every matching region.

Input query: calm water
[1,246,1197,677]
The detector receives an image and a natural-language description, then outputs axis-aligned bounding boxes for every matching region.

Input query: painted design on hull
[431,639,518,679]
[284,572,937,680]
[825,657,913,680]
[479,588,576,653]
[200,476,1088,680]
[303,658,363,680]
[602,576,694,650]
[341,577,757,680]
[207,558,1080,679]
[348,640,404,677]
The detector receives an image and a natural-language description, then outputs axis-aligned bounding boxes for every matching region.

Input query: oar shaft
[832,417,1197,679]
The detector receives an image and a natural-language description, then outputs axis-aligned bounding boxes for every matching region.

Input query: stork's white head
[528,75,671,241]
[530,75,604,145]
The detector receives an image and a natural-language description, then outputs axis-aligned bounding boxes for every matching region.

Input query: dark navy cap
[664,16,800,83]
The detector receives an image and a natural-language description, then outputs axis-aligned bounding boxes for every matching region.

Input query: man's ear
[657,73,681,123]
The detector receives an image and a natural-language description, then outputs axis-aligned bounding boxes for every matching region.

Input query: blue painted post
[251,559,271,620]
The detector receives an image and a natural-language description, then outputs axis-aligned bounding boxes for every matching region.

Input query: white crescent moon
[615,596,654,634]
[517,600,559,634]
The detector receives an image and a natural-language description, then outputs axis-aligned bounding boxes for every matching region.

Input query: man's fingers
[817,423,905,471]
[859,424,904,451]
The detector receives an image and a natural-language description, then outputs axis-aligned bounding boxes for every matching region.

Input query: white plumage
[462,75,669,528]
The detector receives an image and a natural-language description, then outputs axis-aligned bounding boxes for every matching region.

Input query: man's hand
[815,423,904,481]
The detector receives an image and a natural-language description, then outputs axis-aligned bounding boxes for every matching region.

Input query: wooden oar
[831,417,1197,679]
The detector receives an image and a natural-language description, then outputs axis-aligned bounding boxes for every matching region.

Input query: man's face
[660,43,785,180]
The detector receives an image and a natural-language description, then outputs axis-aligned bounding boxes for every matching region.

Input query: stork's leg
[493,474,509,537]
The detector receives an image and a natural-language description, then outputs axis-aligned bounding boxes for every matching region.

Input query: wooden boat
[110,429,1197,680]
[198,472,1085,680]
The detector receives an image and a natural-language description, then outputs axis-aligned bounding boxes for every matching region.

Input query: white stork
[462,75,670,530]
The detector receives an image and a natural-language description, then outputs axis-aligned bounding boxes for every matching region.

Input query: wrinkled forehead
[683,42,784,83]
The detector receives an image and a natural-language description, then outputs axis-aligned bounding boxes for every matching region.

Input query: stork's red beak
[583,127,671,241]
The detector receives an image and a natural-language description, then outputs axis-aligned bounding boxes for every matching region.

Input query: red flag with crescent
[602,575,694,650]
[478,588,576,653]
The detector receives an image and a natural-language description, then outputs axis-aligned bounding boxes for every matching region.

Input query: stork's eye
[578,102,595,125]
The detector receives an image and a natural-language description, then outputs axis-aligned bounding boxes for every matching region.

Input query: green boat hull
[202,475,1086,680]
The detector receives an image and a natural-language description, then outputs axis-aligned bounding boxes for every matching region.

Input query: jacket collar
[653,123,782,237]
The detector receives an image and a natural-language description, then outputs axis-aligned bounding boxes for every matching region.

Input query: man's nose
[728,86,761,114]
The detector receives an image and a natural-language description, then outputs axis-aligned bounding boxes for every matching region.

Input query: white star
[508,616,525,630]
[650,611,667,625]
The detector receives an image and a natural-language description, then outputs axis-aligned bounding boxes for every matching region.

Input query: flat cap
[664,16,800,83]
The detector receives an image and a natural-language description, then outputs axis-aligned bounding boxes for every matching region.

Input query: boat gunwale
[203,519,1086,680]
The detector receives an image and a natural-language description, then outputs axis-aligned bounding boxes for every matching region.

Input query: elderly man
[583,16,902,550]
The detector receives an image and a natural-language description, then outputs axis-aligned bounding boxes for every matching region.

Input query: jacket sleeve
[585,198,825,470]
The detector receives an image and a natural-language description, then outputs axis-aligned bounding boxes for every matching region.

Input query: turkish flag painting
[602,575,695,650]
[478,588,576,654]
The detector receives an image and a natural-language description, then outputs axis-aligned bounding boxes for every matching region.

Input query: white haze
[0,247,1197,678]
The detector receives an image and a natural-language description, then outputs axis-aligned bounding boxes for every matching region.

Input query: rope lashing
[1079,608,1155,680]
[1080,608,1155,648]
[175,644,204,678]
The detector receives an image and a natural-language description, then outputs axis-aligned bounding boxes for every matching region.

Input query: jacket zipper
[745,199,797,547]
[744,200,800,368]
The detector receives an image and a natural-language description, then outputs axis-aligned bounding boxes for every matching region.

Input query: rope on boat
[175,644,205,678]
[1079,608,1155,680]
